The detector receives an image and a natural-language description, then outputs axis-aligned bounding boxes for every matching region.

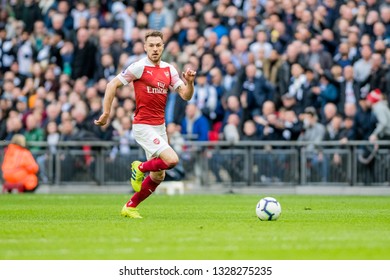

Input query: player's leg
[139,147,179,172]
[121,170,165,219]
[124,124,176,218]
[123,149,178,218]
[130,124,177,192]
[130,147,177,192]
[128,170,164,207]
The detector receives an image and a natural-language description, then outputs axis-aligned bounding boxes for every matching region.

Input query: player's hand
[182,68,197,83]
[94,113,110,126]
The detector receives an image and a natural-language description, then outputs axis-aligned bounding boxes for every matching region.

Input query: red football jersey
[118,57,184,125]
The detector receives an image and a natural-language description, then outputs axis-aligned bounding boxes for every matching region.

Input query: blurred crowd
[1,0,390,155]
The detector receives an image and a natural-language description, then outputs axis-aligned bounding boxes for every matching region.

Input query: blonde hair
[10,134,26,148]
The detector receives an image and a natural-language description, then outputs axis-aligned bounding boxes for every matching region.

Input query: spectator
[241,119,261,141]
[299,106,326,146]
[287,63,307,106]
[222,95,243,132]
[271,20,291,55]
[55,0,74,36]
[30,19,46,51]
[250,29,273,60]
[343,102,358,121]
[189,71,218,125]
[324,113,347,177]
[380,5,390,37]
[0,26,16,73]
[333,42,353,68]
[301,67,320,111]
[276,41,302,104]
[181,103,209,141]
[353,44,372,83]
[71,102,100,141]
[5,116,25,141]
[312,74,339,113]
[231,37,251,69]
[252,100,280,141]
[148,0,174,31]
[366,89,390,142]
[340,116,356,142]
[223,113,241,143]
[94,28,119,70]
[280,109,302,141]
[126,40,146,66]
[71,1,90,31]
[48,30,65,72]
[337,65,361,115]
[261,49,284,87]
[87,17,100,47]
[165,122,186,182]
[323,114,344,142]
[383,48,390,98]
[13,0,42,34]
[209,67,226,124]
[303,38,333,71]
[221,62,238,96]
[71,27,97,81]
[36,120,60,184]
[346,29,360,63]
[25,113,45,152]
[199,52,216,74]
[2,134,39,192]
[48,12,67,40]
[16,30,35,77]
[166,122,185,158]
[298,106,327,181]
[361,52,387,93]
[321,102,338,126]
[15,96,30,122]
[280,94,304,119]
[95,53,116,81]
[235,63,274,119]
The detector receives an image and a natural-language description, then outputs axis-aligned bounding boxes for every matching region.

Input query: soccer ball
[256,197,282,221]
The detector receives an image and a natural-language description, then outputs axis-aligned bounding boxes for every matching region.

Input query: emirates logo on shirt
[153,138,160,145]
[146,86,168,94]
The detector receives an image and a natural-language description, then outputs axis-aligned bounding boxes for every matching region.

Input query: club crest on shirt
[153,138,160,145]
[164,71,169,78]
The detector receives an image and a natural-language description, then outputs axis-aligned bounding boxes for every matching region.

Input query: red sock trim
[139,158,170,172]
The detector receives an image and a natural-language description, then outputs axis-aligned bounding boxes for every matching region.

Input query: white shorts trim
[133,123,170,160]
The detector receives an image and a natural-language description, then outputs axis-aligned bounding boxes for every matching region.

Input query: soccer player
[95,30,196,218]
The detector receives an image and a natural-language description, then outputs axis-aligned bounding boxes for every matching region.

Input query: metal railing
[0,140,389,186]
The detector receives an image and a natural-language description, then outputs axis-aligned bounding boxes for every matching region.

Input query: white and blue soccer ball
[256,197,282,221]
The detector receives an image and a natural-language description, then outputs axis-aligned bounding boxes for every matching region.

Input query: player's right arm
[95,62,143,126]
[94,77,123,126]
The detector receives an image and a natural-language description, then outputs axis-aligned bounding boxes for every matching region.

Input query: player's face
[144,36,164,64]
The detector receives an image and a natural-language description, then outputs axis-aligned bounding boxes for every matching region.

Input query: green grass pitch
[0,193,389,260]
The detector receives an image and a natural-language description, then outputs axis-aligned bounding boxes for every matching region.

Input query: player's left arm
[176,68,196,101]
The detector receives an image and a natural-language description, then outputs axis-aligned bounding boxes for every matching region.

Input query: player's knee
[160,148,179,169]
[165,155,179,169]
